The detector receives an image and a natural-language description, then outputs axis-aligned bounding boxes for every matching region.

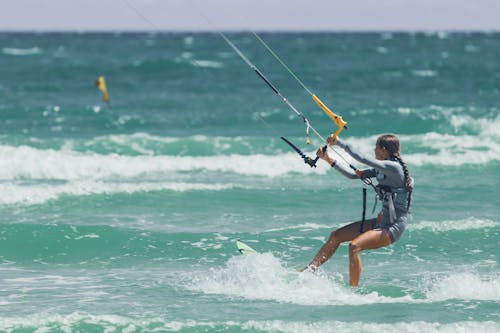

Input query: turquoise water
[0,32,499,332]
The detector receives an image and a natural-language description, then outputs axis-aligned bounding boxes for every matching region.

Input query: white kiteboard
[236,239,258,254]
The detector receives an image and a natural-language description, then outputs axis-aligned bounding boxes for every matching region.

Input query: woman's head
[376,134,401,158]
[377,134,413,193]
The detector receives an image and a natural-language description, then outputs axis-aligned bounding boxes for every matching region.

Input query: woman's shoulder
[377,158,403,174]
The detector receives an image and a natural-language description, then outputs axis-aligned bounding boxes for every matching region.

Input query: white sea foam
[0,144,320,181]
[409,131,500,166]
[191,59,224,68]
[2,47,42,56]
[244,320,499,333]
[186,250,500,307]
[344,123,500,166]
[263,222,332,233]
[354,110,500,166]
[0,111,498,205]
[0,180,236,205]
[4,274,92,285]
[0,143,316,204]
[5,132,495,186]
[411,69,437,77]
[83,132,180,145]
[1,112,498,182]
[186,253,414,306]
[1,313,497,333]
[410,218,499,232]
[449,113,500,138]
[0,140,494,206]
[425,272,500,301]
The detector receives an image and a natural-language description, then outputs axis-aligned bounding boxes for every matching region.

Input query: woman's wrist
[325,156,335,165]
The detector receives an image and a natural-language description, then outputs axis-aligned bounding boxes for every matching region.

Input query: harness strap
[359,173,413,230]
[371,194,378,215]
[360,186,367,233]
[357,171,378,234]
[386,193,397,224]
[376,185,412,224]
[406,190,413,213]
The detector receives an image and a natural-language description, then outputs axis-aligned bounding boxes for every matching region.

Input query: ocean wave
[1,127,498,183]
[0,180,237,205]
[0,142,319,205]
[186,248,500,306]
[2,46,42,56]
[263,222,332,233]
[411,69,438,77]
[0,111,498,207]
[409,218,499,232]
[60,133,260,156]
[1,314,497,333]
[0,144,321,181]
[185,253,415,306]
[0,132,496,205]
[392,105,500,130]
[425,272,500,301]
[449,113,500,138]
[245,320,500,333]
[345,128,500,166]
[190,59,224,68]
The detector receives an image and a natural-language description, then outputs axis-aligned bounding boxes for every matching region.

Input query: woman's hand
[316,147,335,165]
[316,147,326,160]
[326,135,337,146]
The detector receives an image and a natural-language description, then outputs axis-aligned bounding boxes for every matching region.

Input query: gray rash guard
[332,139,411,242]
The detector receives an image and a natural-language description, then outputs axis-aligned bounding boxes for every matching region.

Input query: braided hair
[376,134,413,211]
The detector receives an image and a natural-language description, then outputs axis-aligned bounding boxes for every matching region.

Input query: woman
[301,134,413,287]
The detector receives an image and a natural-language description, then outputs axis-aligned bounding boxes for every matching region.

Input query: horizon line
[1,28,499,34]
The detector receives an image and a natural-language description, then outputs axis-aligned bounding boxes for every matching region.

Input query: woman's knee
[328,229,342,244]
[349,241,362,255]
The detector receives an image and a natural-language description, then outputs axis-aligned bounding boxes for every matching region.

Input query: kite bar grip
[311,94,347,138]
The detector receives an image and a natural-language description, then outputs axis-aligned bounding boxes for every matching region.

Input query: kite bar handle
[312,94,347,138]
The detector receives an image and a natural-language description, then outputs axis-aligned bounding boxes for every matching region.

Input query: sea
[0,32,498,332]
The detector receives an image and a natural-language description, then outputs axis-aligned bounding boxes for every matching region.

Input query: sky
[0,0,499,32]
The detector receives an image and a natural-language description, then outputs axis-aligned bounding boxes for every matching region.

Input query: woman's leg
[348,228,392,287]
[301,219,375,272]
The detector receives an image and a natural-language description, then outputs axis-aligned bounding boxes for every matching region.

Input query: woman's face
[374,145,388,160]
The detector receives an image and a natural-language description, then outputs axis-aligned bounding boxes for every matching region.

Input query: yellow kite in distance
[95,76,111,107]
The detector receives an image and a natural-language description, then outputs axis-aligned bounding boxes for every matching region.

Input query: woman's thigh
[333,218,377,243]
[351,228,392,250]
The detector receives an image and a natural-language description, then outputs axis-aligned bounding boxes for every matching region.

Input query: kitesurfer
[300,134,413,287]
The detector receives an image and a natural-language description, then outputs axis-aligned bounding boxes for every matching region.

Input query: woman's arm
[316,145,376,180]
[333,163,376,180]
[335,138,398,173]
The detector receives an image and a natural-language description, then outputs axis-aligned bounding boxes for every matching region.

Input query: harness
[359,179,413,233]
